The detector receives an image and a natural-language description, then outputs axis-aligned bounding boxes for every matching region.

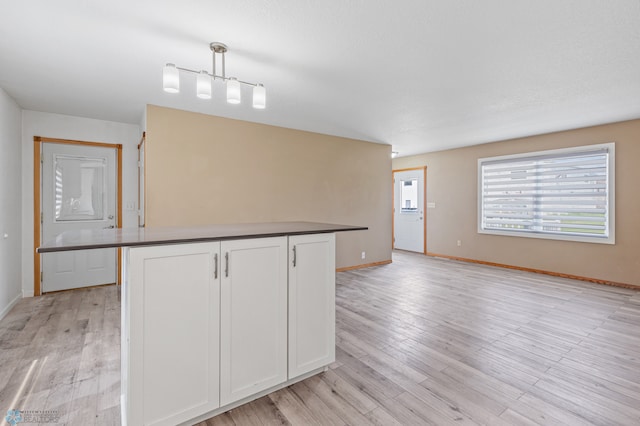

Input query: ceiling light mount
[210,42,228,54]
[162,41,266,109]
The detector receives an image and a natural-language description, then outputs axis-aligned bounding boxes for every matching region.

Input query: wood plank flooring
[0,284,120,425]
[1,251,639,425]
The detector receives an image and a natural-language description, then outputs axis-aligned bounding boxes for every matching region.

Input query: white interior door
[41,143,117,292]
[394,169,425,253]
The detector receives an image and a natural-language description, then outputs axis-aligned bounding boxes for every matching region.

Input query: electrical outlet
[361,251,366,260]
[457,240,461,247]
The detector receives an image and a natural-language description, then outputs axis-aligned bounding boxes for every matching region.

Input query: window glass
[54,155,107,221]
[478,143,614,244]
[401,179,418,213]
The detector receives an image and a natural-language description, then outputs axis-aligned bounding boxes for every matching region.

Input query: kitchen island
[37,221,367,426]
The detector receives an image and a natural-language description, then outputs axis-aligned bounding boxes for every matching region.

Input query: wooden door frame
[392,166,427,254]
[34,136,123,296]
[137,131,145,227]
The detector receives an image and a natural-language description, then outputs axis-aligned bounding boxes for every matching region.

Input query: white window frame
[478,143,615,244]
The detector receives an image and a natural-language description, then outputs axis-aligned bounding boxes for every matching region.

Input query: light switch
[427,202,436,209]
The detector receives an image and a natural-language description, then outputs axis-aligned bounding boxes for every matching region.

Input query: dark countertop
[36,221,368,253]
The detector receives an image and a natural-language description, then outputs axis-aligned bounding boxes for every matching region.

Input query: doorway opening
[34,136,123,295]
[392,167,426,254]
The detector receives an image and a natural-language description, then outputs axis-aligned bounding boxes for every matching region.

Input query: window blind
[479,144,614,243]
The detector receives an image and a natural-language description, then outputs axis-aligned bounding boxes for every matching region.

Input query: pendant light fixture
[162,63,180,94]
[226,77,241,104]
[253,84,266,109]
[162,42,266,109]
[196,70,211,99]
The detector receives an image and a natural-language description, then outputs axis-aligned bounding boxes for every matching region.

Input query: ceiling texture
[1,0,639,156]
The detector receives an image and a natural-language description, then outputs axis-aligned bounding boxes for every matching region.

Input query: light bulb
[162,63,180,93]
[253,84,266,109]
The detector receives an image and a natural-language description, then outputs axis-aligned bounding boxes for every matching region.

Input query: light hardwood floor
[1,251,639,425]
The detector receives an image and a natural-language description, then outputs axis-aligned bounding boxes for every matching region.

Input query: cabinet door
[126,242,220,426]
[220,237,288,406]
[288,233,336,378]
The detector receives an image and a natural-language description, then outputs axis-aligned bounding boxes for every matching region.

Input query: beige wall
[145,105,392,269]
[393,119,640,286]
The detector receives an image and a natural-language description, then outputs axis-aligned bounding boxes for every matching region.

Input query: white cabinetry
[288,233,336,378]
[220,237,288,405]
[122,233,334,425]
[124,242,220,426]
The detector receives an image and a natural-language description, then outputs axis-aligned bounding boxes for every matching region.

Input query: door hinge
[40,271,43,282]
[41,212,43,224]
[40,153,43,164]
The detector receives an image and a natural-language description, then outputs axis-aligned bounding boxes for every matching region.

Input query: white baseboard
[0,293,22,322]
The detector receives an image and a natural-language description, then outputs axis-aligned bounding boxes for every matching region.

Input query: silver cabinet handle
[225,252,229,277]
[214,253,218,279]
[292,245,297,267]
[103,225,115,229]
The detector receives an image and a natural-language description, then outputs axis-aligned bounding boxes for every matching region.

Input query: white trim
[478,142,613,164]
[478,142,615,244]
[477,227,615,244]
[0,293,22,322]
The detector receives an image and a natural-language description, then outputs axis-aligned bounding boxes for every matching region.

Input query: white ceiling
[2,1,639,156]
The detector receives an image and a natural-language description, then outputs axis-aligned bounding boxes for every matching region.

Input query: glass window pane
[478,143,614,244]
[54,155,106,221]
[401,179,418,213]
